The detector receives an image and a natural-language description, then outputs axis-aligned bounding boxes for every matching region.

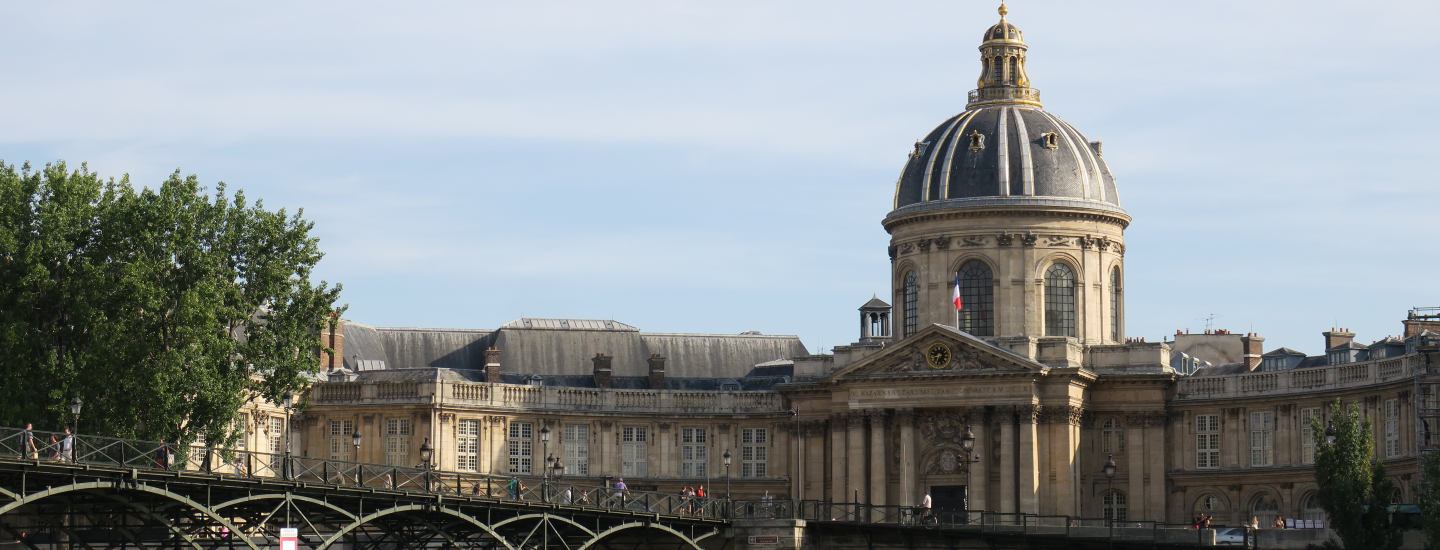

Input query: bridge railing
[0,426,727,520]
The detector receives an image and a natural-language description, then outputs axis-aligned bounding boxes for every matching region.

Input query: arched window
[1251,495,1279,527]
[1103,491,1127,521]
[957,260,994,337]
[1302,495,1326,523]
[1110,268,1122,342]
[1044,263,1077,337]
[903,271,919,338]
[1102,418,1125,454]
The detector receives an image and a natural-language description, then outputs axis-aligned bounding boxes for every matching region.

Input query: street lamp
[1325,421,1336,445]
[281,393,294,479]
[959,425,980,517]
[1103,455,1117,548]
[540,425,552,501]
[723,449,732,502]
[420,437,434,491]
[70,396,82,433]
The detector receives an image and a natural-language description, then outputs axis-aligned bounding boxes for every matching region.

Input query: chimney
[1323,328,1355,350]
[1240,332,1264,370]
[592,353,613,389]
[484,347,502,383]
[647,354,667,390]
[323,313,346,372]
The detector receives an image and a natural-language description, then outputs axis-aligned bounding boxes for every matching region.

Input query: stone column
[1146,412,1167,523]
[869,411,887,506]
[969,408,989,511]
[898,409,917,507]
[790,422,803,499]
[1052,406,1079,517]
[806,422,826,501]
[1126,412,1146,518]
[659,423,672,478]
[847,412,866,504]
[1018,404,1040,515]
[997,406,1017,513]
[830,415,847,502]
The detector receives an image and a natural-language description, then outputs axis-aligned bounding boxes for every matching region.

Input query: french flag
[952,275,963,310]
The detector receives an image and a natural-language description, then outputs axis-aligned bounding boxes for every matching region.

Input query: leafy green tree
[1310,398,1402,550]
[0,161,342,445]
[1417,450,1440,550]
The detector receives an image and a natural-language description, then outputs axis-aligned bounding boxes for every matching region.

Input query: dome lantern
[971,3,1041,108]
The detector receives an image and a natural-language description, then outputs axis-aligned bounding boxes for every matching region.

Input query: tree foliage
[0,161,342,445]
[1310,398,1402,550]
[1418,450,1440,550]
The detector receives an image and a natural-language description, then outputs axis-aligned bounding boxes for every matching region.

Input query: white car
[1214,527,1249,546]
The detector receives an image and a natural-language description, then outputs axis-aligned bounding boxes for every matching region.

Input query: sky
[3,0,1437,357]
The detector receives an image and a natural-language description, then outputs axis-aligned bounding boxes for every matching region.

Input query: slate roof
[1262,347,1307,357]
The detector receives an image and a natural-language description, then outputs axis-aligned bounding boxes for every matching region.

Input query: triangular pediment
[830,324,1046,379]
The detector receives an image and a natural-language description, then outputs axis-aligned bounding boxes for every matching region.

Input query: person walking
[155,440,169,469]
[20,423,37,459]
[614,478,629,508]
[920,491,933,523]
[60,428,74,463]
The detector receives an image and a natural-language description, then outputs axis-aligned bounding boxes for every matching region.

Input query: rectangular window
[457,420,479,472]
[681,427,708,478]
[741,428,767,478]
[386,418,411,466]
[622,426,648,477]
[509,422,533,474]
[1386,399,1400,458]
[1300,407,1320,464]
[329,420,354,461]
[565,424,590,476]
[1250,411,1274,467]
[269,417,285,455]
[234,414,248,451]
[1195,414,1219,469]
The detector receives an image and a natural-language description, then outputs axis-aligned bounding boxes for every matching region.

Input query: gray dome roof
[892,106,1121,213]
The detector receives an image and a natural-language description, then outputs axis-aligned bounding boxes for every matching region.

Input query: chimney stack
[1240,332,1264,370]
[647,354,667,390]
[592,353,613,389]
[323,313,346,372]
[1323,328,1355,350]
[485,347,502,383]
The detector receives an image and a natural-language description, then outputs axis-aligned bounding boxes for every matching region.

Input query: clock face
[926,343,952,369]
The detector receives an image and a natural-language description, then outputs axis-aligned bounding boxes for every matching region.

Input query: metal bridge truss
[0,460,723,550]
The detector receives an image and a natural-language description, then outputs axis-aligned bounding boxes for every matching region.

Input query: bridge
[0,427,1224,549]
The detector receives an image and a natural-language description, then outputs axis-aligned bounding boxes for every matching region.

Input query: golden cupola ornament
[970,3,1041,108]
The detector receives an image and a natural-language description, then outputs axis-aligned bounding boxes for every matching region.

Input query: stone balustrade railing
[314,380,786,415]
[1177,355,1422,400]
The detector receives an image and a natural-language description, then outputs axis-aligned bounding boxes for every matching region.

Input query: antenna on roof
[1196,313,1221,332]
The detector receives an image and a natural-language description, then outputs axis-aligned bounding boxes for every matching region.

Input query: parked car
[1214,527,1249,546]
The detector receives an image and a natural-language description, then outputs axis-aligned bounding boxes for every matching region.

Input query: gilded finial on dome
[998,2,1008,20]
[971,3,1040,107]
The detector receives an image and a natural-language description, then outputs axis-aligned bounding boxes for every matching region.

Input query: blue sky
[4,1,1437,357]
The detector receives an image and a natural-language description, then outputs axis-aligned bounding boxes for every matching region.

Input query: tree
[1311,398,1402,550]
[1417,450,1440,550]
[0,161,342,445]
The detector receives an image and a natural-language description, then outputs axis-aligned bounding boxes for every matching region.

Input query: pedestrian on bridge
[60,429,74,463]
[20,423,37,460]
[508,476,526,500]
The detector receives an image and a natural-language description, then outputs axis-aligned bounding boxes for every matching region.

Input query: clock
[926,343,952,369]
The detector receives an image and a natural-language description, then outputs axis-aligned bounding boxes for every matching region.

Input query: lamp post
[351,430,362,485]
[540,425,551,501]
[282,393,293,480]
[70,396,83,464]
[959,425,980,521]
[1103,455,1117,549]
[723,449,732,518]
[420,437,433,491]
[1325,421,1336,445]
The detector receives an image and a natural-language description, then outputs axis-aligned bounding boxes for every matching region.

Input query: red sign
[280,527,298,550]
[748,535,780,545]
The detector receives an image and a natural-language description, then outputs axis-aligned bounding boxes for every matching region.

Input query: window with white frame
[457,420,479,471]
[741,428,767,478]
[1385,399,1400,458]
[1195,414,1219,469]
[509,422,533,474]
[268,417,285,455]
[1300,407,1320,464]
[1103,491,1127,521]
[234,413,248,451]
[622,426,647,477]
[385,419,411,466]
[681,427,708,478]
[565,424,589,476]
[329,420,353,461]
[1102,418,1125,454]
[1250,411,1274,467]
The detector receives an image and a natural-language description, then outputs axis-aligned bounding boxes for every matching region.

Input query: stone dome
[891,106,1121,212]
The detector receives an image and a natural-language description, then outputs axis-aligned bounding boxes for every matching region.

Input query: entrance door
[930,485,968,511]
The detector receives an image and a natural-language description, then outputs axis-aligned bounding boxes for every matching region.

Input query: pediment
[830,324,1046,379]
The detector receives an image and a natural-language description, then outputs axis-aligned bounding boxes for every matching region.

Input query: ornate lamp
[419,437,433,468]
